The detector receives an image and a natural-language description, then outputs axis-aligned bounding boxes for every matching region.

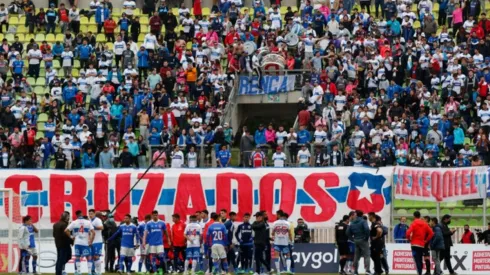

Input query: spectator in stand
[460,224,476,244]
[394,217,409,243]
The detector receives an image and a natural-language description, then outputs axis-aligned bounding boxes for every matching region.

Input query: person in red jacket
[224,28,240,45]
[171,214,187,272]
[478,76,489,98]
[478,13,490,35]
[470,24,485,39]
[149,12,162,36]
[460,224,476,243]
[103,16,117,42]
[162,108,177,130]
[406,211,434,275]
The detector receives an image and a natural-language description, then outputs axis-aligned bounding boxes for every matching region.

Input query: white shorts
[27,248,38,256]
[140,244,149,255]
[211,244,226,259]
[121,247,135,257]
[148,245,164,254]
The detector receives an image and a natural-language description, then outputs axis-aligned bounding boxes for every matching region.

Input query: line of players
[61,209,296,275]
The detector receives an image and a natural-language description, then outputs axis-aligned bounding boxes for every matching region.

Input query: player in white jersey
[184,215,203,275]
[271,212,293,274]
[65,210,95,275]
[88,209,104,275]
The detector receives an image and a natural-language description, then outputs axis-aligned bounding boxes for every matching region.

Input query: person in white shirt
[186,146,198,168]
[60,138,74,169]
[297,145,311,167]
[272,213,293,273]
[311,81,324,109]
[313,126,327,146]
[88,209,104,275]
[334,91,347,112]
[27,45,43,78]
[171,146,185,168]
[272,147,287,167]
[275,126,288,148]
[123,0,136,16]
[143,33,159,51]
[351,125,365,148]
[65,211,95,275]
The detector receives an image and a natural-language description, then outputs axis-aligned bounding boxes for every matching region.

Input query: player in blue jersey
[206,213,229,275]
[18,215,39,275]
[107,214,140,275]
[143,210,172,275]
[89,209,104,275]
[65,210,95,275]
[217,144,231,167]
[138,214,151,274]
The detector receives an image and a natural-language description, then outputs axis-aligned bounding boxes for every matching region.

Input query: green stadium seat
[474,208,483,215]
[24,34,35,42]
[52,60,60,69]
[454,219,467,226]
[453,209,464,215]
[463,208,474,216]
[35,78,46,87]
[112,8,122,17]
[34,86,45,96]
[35,131,45,140]
[35,33,45,42]
[469,219,481,226]
[26,77,36,86]
[36,122,45,131]
[397,209,408,216]
[419,209,430,215]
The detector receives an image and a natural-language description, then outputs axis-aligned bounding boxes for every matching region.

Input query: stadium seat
[280,6,288,15]
[0,34,3,41]
[73,60,80,68]
[454,219,467,226]
[37,113,48,123]
[172,8,179,16]
[453,208,463,216]
[463,208,474,216]
[140,17,149,25]
[34,86,45,96]
[80,25,88,33]
[58,69,65,78]
[96,33,105,42]
[46,34,56,43]
[88,25,97,33]
[24,34,35,42]
[72,69,79,77]
[113,8,122,17]
[55,34,64,42]
[16,25,26,33]
[5,34,14,42]
[35,131,45,140]
[396,209,408,215]
[39,69,45,77]
[138,33,145,42]
[8,17,19,25]
[80,17,89,25]
[52,60,60,69]
[26,77,36,85]
[133,9,141,16]
[37,123,45,132]
[35,78,46,87]
[89,17,97,25]
[202,7,210,17]
[35,33,45,42]
[419,209,429,215]
[19,16,26,25]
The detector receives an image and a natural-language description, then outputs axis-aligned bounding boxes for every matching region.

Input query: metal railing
[221,74,240,128]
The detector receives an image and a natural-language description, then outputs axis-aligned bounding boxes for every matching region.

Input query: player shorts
[273,245,290,254]
[348,242,355,255]
[186,247,201,259]
[121,247,135,257]
[211,244,227,259]
[338,243,349,256]
[91,243,103,256]
[148,245,164,254]
[26,247,38,256]
[140,244,149,256]
[75,244,91,257]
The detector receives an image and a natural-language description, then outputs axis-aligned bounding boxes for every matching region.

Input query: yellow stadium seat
[80,17,89,25]
[58,69,64,78]
[202,7,210,17]
[137,33,145,42]
[16,25,26,33]
[72,69,79,77]
[140,17,149,24]
[433,3,439,11]
[88,25,97,33]
[106,42,114,49]
[15,34,24,42]
[38,112,48,122]
[96,33,105,42]
[24,34,35,42]
[73,60,80,68]
[80,25,88,33]
[46,34,56,43]
[36,77,46,87]
[55,34,64,41]
[34,87,45,96]
[89,17,96,25]
[133,8,141,16]
[291,6,298,12]
[35,33,45,42]
[5,34,14,42]
[19,17,26,25]
[27,77,36,85]
[8,17,19,25]
[172,8,179,16]
[52,60,60,69]
[186,42,192,50]
[113,8,122,17]
[280,6,288,14]
[413,20,421,29]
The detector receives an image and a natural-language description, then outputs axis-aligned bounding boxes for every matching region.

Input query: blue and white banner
[238,75,296,95]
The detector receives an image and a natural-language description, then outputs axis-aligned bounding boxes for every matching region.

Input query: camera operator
[294,218,310,243]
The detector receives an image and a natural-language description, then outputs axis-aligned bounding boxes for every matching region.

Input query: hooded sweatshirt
[406,218,434,247]
[346,217,370,241]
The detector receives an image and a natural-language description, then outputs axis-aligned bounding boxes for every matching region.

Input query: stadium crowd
[0,0,489,168]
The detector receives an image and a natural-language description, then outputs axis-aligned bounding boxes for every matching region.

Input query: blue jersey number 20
[212,231,223,241]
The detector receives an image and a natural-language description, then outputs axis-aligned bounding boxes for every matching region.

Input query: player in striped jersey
[271,212,293,275]
[65,210,95,275]
[184,215,203,275]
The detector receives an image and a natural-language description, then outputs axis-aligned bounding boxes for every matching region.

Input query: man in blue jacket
[254,124,266,147]
[137,47,149,81]
[95,4,110,33]
[77,40,92,69]
[297,126,311,145]
[235,213,253,273]
[393,217,409,243]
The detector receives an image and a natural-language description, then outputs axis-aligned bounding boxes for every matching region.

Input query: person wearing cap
[251,212,271,274]
[271,146,286,167]
[438,215,457,275]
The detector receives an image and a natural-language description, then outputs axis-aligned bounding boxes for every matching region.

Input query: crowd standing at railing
[0,0,490,168]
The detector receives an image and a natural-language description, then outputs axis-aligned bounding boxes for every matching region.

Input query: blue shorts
[75,245,91,257]
[273,245,290,254]
[91,243,103,256]
[186,247,201,259]
[348,242,355,255]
